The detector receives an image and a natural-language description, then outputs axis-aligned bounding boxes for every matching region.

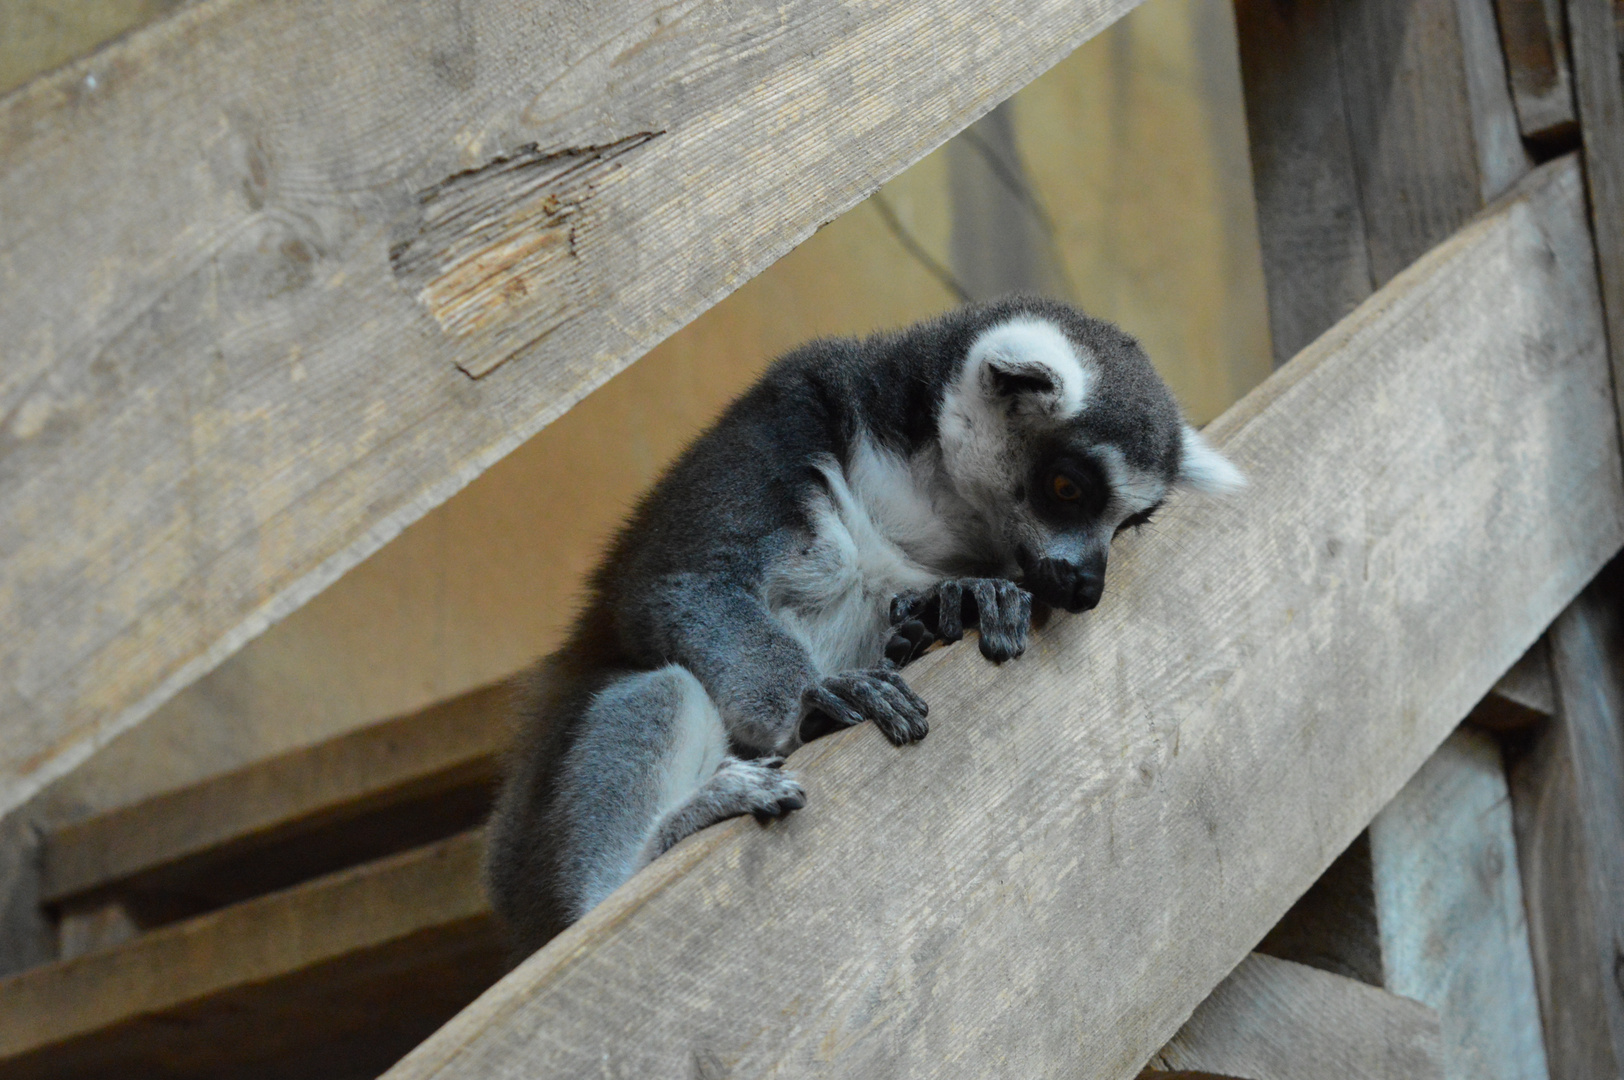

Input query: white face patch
[1094,444,1169,521]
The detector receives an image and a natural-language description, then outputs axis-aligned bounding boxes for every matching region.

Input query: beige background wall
[22,0,1274,823]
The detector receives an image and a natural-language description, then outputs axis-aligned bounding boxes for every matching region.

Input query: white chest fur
[766,439,960,674]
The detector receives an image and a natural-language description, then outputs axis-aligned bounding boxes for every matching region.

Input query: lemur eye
[1051,474,1083,501]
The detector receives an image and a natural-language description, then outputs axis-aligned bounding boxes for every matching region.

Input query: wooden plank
[0,0,1148,822]
[1566,0,1624,442]
[1511,563,1624,1079]
[380,157,1622,1080]
[1141,953,1442,1080]
[1369,727,1551,1080]
[1235,0,1524,365]
[1233,0,1375,366]
[40,681,509,915]
[1492,0,1578,140]
[1473,636,1556,730]
[0,831,500,1080]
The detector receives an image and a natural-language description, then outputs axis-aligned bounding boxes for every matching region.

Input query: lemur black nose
[1072,570,1104,611]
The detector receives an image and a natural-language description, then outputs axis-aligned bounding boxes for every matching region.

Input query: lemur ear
[1176,423,1246,493]
[970,319,1089,415]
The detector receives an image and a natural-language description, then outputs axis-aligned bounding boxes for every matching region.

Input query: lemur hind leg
[552,664,804,922]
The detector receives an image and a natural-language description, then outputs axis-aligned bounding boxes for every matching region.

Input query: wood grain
[381,157,1622,1080]
[1492,0,1578,140]
[1141,953,1441,1080]
[1369,727,1550,1080]
[0,831,500,1080]
[1511,564,1624,1079]
[0,0,1147,820]
[40,681,509,913]
[1566,0,1624,446]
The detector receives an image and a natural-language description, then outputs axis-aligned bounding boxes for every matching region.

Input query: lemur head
[936,299,1243,613]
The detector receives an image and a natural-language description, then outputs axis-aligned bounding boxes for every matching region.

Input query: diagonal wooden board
[381,155,1623,1080]
[0,0,1146,819]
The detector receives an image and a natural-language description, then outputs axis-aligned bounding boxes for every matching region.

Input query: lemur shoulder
[485,297,1243,957]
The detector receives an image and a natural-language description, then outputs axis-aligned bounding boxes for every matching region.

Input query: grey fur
[485,297,1241,959]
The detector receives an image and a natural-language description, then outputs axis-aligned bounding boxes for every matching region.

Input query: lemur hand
[798,668,930,746]
[890,578,1033,664]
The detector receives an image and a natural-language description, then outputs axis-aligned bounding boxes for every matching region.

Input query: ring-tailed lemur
[485,297,1243,957]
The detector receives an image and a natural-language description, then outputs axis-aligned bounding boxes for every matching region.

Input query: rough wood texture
[1567,0,1624,439]
[39,681,509,916]
[1512,563,1624,1080]
[0,0,1147,821]
[0,831,500,1080]
[1370,727,1551,1080]
[1493,0,1578,140]
[1141,953,1442,1080]
[381,157,1621,1080]
[1235,0,1523,364]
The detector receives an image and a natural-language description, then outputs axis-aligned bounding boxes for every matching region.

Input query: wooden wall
[28,0,1272,824]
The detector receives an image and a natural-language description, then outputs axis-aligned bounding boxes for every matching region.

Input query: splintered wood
[379,157,1621,1080]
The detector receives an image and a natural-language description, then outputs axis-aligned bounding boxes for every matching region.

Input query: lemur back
[484,297,1242,957]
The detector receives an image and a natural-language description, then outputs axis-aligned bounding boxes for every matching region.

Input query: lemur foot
[891,577,1033,663]
[714,757,806,823]
[799,668,929,746]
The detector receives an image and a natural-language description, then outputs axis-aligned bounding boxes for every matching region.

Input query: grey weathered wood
[1333,0,1491,283]
[381,157,1621,1080]
[1511,566,1624,1080]
[39,680,509,912]
[1473,636,1556,730]
[1141,953,1442,1080]
[1369,727,1551,1080]
[1235,0,1519,365]
[1454,0,1536,200]
[1492,0,1578,140]
[0,0,1148,822]
[1233,0,1374,365]
[1566,0,1624,446]
[0,831,499,1080]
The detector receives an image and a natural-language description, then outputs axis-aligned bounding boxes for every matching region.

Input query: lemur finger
[840,677,924,744]
[979,580,1030,661]
[889,590,930,626]
[872,667,930,715]
[884,619,934,666]
[936,579,966,642]
[798,687,864,743]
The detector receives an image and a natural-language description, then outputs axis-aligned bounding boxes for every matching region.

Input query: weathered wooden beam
[1565,0,1624,443]
[1234,0,1526,364]
[39,681,508,916]
[0,831,499,1080]
[1511,564,1624,1079]
[1492,0,1578,141]
[0,0,1148,821]
[378,156,1621,1080]
[1140,953,1442,1080]
[1370,727,1551,1080]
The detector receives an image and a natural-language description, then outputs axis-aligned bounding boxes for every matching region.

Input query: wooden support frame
[0,0,1150,821]
[1510,564,1624,1078]
[353,157,1620,1079]
[0,832,497,1080]
[1141,953,1442,1080]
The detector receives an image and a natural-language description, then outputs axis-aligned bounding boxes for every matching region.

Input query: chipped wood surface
[379,157,1622,1080]
[1141,953,1442,1080]
[0,831,498,1080]
[0,0,1147,821]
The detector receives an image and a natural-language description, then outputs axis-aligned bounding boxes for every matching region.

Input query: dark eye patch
[1028,451,1109,523]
